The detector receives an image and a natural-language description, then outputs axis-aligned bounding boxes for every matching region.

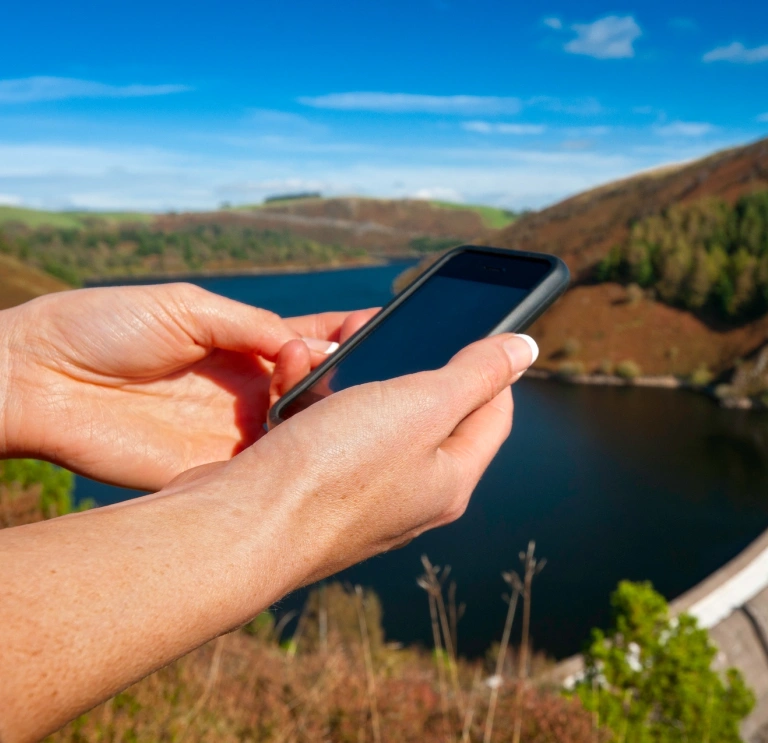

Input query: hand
[200,331,537,588]
[0,332,535,740]
[0,283,374,490]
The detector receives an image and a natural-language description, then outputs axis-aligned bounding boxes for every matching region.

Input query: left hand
[1,283,375,490]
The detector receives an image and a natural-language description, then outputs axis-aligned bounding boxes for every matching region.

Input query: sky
[0,0,767,212]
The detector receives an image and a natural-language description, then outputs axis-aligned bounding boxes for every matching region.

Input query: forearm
[0,459,300,742]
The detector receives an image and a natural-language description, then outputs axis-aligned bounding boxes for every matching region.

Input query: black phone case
[268,245,570,428]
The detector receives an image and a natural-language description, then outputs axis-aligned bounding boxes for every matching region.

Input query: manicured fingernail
[302,337,340,354]
[503,334,539,369]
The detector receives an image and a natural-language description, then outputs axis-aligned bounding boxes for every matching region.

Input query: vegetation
[428,200,521,230]
[615,360,642,380]
[0,205,152,229]
[0,217,366,285]
[596,191,768,321]
[1,466,755,741]
[0,459,90,527]
[574,581,754,742]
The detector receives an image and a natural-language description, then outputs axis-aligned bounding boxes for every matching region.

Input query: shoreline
[525,368,766,411]
[83,255,417,287]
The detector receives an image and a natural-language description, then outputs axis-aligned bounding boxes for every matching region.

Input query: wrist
[0,302,45,460]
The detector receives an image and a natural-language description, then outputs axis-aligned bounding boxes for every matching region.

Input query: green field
[428,200,519,229]
[0,206,154,229]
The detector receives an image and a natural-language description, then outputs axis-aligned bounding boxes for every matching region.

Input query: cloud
[565,15,642,59]
[0,193,22,206]
[297,92,523,115]
[543,17,562,30]
[564,126,612,137]
[0,77,192,104]
[633,105,655,115]
[462,121,546,135]
[758,112,768,122]
[410,186,464,202]
[654,121,715,137]
[703,42,768,64]
[527,95,604,116]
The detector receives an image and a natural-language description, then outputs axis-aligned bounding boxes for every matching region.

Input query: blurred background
[2,1,768,741]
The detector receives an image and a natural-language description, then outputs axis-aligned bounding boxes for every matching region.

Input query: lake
[79,264,768,659]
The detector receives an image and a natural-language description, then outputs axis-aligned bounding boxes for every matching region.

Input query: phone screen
[279,250,551,420]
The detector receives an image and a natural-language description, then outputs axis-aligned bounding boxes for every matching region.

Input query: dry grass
[2,485,600,742]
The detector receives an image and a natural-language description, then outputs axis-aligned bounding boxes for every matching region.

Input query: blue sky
[0,0,766,212]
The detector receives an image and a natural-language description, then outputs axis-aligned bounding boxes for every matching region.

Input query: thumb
[433,333,538,436]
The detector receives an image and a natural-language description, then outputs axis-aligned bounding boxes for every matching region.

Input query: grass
[428,201,520,230]
[0,205,154,229]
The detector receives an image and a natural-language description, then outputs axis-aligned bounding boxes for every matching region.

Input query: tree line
[0,219,368,285]
[596,191,768,320]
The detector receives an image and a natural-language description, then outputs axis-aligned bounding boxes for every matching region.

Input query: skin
[0,283,535,742]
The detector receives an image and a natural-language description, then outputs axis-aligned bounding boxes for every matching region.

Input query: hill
[0,253,69,311]
[489,138,768,281]
[477,137,768,385]
[0,198,514,288]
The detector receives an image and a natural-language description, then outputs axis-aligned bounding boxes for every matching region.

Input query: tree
[574,581,754,743]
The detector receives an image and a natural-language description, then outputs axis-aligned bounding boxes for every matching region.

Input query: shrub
[689,363,714,387]
[574,581,754,743]
[615,360,641,379]
[561,338,582,358]
[558,361,586,377]
[597,358,614,375]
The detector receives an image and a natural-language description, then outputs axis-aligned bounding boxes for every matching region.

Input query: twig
[461,667,483,743]
[355,585,382,743]
[483,581,520,743]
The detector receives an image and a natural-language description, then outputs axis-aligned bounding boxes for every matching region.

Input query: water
[79,264,768,659]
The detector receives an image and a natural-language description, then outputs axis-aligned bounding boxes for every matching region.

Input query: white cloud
[0,193,22,206]
[564,126,612,137]
[703,42,768,64]
[297,92,523,115]
[543,17,562,30]
[462,121,546,135]
[758,112,768,123]
[0,77,192,104]
[654,121,715,137]
[410,187,465,202]
[565,15,642,59]
[528,95,604,116]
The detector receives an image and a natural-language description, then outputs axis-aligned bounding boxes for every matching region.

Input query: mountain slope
[0,254,70,310]
[489,137,768,281]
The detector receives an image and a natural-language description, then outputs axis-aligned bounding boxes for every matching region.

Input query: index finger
[286,309,379,343]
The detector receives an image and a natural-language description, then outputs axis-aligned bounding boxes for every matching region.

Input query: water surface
[79,265,768,658]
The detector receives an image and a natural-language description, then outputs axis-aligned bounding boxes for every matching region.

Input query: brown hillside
[531,283,768,376]
[490,137,768,280]
[0,254,69,311]
[257,197,492,238]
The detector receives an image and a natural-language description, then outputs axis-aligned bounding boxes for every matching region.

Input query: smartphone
[269,245,569,427]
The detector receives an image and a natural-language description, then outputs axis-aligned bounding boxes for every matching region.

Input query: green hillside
[428,200,520,229]
[0,206,153,229]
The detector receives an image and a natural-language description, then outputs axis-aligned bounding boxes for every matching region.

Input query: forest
[0,217,369,285]
[596,191,768,321]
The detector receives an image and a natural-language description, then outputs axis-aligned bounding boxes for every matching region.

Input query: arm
[0,333,535,742]
[0,284,372,489]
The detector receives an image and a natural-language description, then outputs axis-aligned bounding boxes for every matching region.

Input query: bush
[558,361,586,377]
[574,581,754,742]
[689,363,714,387]
[561,338,582,358]
[0,459,86,518]
[615,360,641,379]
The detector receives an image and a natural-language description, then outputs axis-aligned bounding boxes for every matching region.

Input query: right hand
[200,332,537,589]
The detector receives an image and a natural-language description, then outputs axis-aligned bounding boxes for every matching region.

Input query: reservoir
[79,263,768,658]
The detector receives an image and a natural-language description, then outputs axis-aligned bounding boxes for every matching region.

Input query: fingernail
[503,334,539,369]
[302,337,340,354]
